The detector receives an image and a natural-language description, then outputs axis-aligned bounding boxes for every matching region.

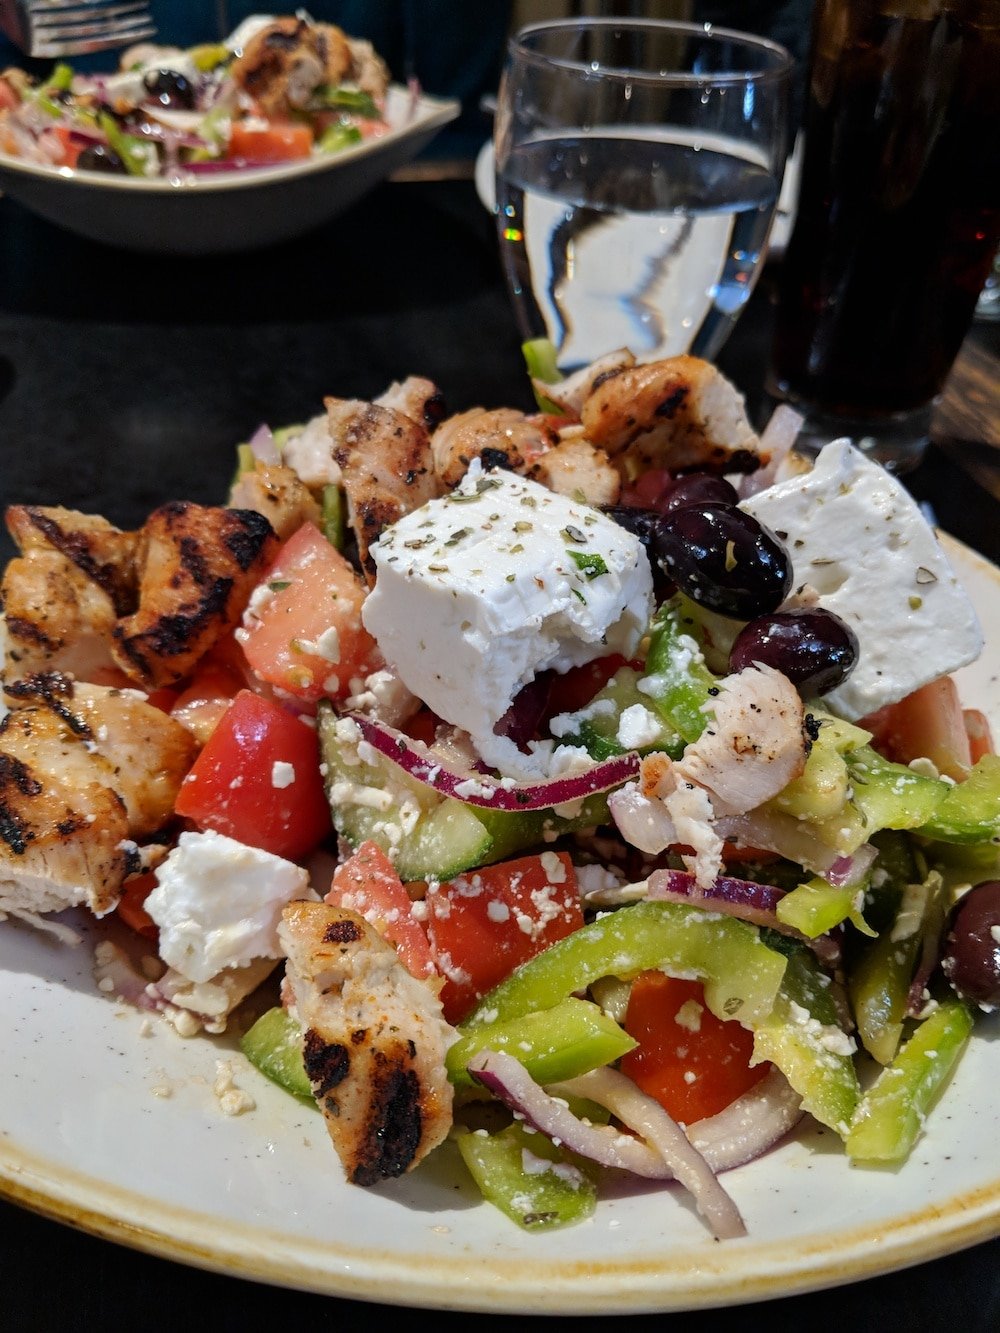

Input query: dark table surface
[0,172,998,1332]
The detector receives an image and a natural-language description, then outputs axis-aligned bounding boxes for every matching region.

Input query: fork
[1,0,156,60]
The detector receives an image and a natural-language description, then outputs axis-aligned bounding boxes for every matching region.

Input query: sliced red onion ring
[468,1049,745,1240]
[348,713,639,811]
[646,868,842,966]
[684,1068,804,1172]
[736,404,804,499]
[717,809,875,887]
[246,422,279,465]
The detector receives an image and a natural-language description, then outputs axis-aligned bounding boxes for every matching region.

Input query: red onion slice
[717,808,875,887]
[348,713,639,811]
[468,1049,745,1240]
[246,422,279,465]
[646,869,842,967]
[685,1068,803,1172]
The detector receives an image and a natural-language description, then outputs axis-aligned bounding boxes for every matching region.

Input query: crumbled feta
[361,467,653,765]
[271,760,296,789]
[145,829,312,983]
[741,440,983,720]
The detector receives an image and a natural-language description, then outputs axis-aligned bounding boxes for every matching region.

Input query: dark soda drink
[771,0,1000,422]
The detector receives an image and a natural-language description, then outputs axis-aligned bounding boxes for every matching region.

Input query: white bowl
[0,85,459,254]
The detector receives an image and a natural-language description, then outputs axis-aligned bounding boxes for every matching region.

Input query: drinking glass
[769,0,1000,473]
[493,18,793,374]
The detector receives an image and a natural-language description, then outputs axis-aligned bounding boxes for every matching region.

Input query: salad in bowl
[0,13,393,176]
[0,347,997,1242]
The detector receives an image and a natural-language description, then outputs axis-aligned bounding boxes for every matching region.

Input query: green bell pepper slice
[847,869,947,1067]
[752,941,861,1136]
[846,997,975,1164]
[240,1006,313,1103]
[916,754,1000,844]
[776,875,875,939]
[640,599,717,744]
[846,746,948,832]
[455,1121,598,1230]
[447,997,636,1091]
[465,899,787,1030]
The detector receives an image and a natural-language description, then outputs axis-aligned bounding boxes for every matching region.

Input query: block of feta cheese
[740,439,983,720]
[145,829,313,984]
[361,465,654,753]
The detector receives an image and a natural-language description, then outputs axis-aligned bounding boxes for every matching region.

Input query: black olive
[729,608,859,694]
[76,143,127,174]
[143,68,195,110]
[650,503,792,620]
[941,880,1000,1008]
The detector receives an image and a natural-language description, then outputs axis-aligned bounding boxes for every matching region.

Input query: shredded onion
[246,422,279,465]
[736,405,804,499]
[646,868,842,966]
[717,808,875,887]
[468,1049,745,1240]
[685,1068,804,1172]
[348,712,639,811]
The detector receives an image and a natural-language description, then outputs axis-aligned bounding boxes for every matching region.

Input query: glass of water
[494,19,793,373]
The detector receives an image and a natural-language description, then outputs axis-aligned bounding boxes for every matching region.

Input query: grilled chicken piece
[608,665,808,887]
[111,502,276,689]
[1,506,138,680]
[230,16,352,118]
[326,398,441,583]
[4,672,197,839]
[581,355,764,477]
[531,347,636,419]
[228,461,322,543]
[376,376,448,434]
[525,435,622,506]
[343,35,391,99]
[0,671,194,927]
[0,698,134,920]
[429,407,560,488]
[675,664,808,817]
[231,17,389,118]
[279,900,455,1186]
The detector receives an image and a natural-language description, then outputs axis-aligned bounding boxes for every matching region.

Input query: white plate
[0,533,997,1315]
[0,86,459,255]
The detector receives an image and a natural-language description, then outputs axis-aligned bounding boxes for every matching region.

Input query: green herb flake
[567,550,608,580]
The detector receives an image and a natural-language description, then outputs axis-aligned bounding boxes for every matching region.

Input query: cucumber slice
[240,1006,313,1103]
[318,703,495,882]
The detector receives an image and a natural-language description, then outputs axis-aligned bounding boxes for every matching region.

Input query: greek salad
[0,345,997,1241]
[0,13,391,177]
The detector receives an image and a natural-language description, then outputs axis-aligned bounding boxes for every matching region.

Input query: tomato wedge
[619,971,768,1123]
[326,840,436,980]
[424,852,583,1025]
[116,872,159,940]
[228,121,313,163]
[174,688,331,861]
[239,522,379,704]
[862,675,973,781]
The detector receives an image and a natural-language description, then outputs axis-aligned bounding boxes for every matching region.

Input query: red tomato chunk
[425,852,583,1025]
[174,689,331,861]
[620,971,769,1123]
[239,522,379,704]
[326,840,436,981]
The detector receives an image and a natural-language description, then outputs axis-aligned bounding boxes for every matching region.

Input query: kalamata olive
[603,505,675,598]
[76,143,126,173]
[658,472,739,514]
[941,880,1000,1008]
[651,503,792,620]
[143,68,195,109]
[729,608,859,694]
